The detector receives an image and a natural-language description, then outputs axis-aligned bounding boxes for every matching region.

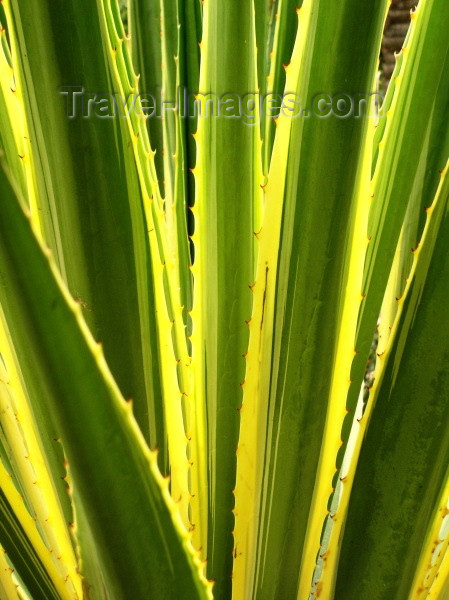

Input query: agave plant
[1,0,449,598]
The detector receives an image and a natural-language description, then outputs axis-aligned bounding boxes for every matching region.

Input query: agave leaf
[335,163,449,599]
[325,4,449,591]
[0,323,80,596]
[159,0,193,409]
[99,0,196,527]
[0,463,64,600]
[5,0,165,456]
[190,0,260,593]
[233,0,390,597]
[0,160,210,598]
[347,0,449,431]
